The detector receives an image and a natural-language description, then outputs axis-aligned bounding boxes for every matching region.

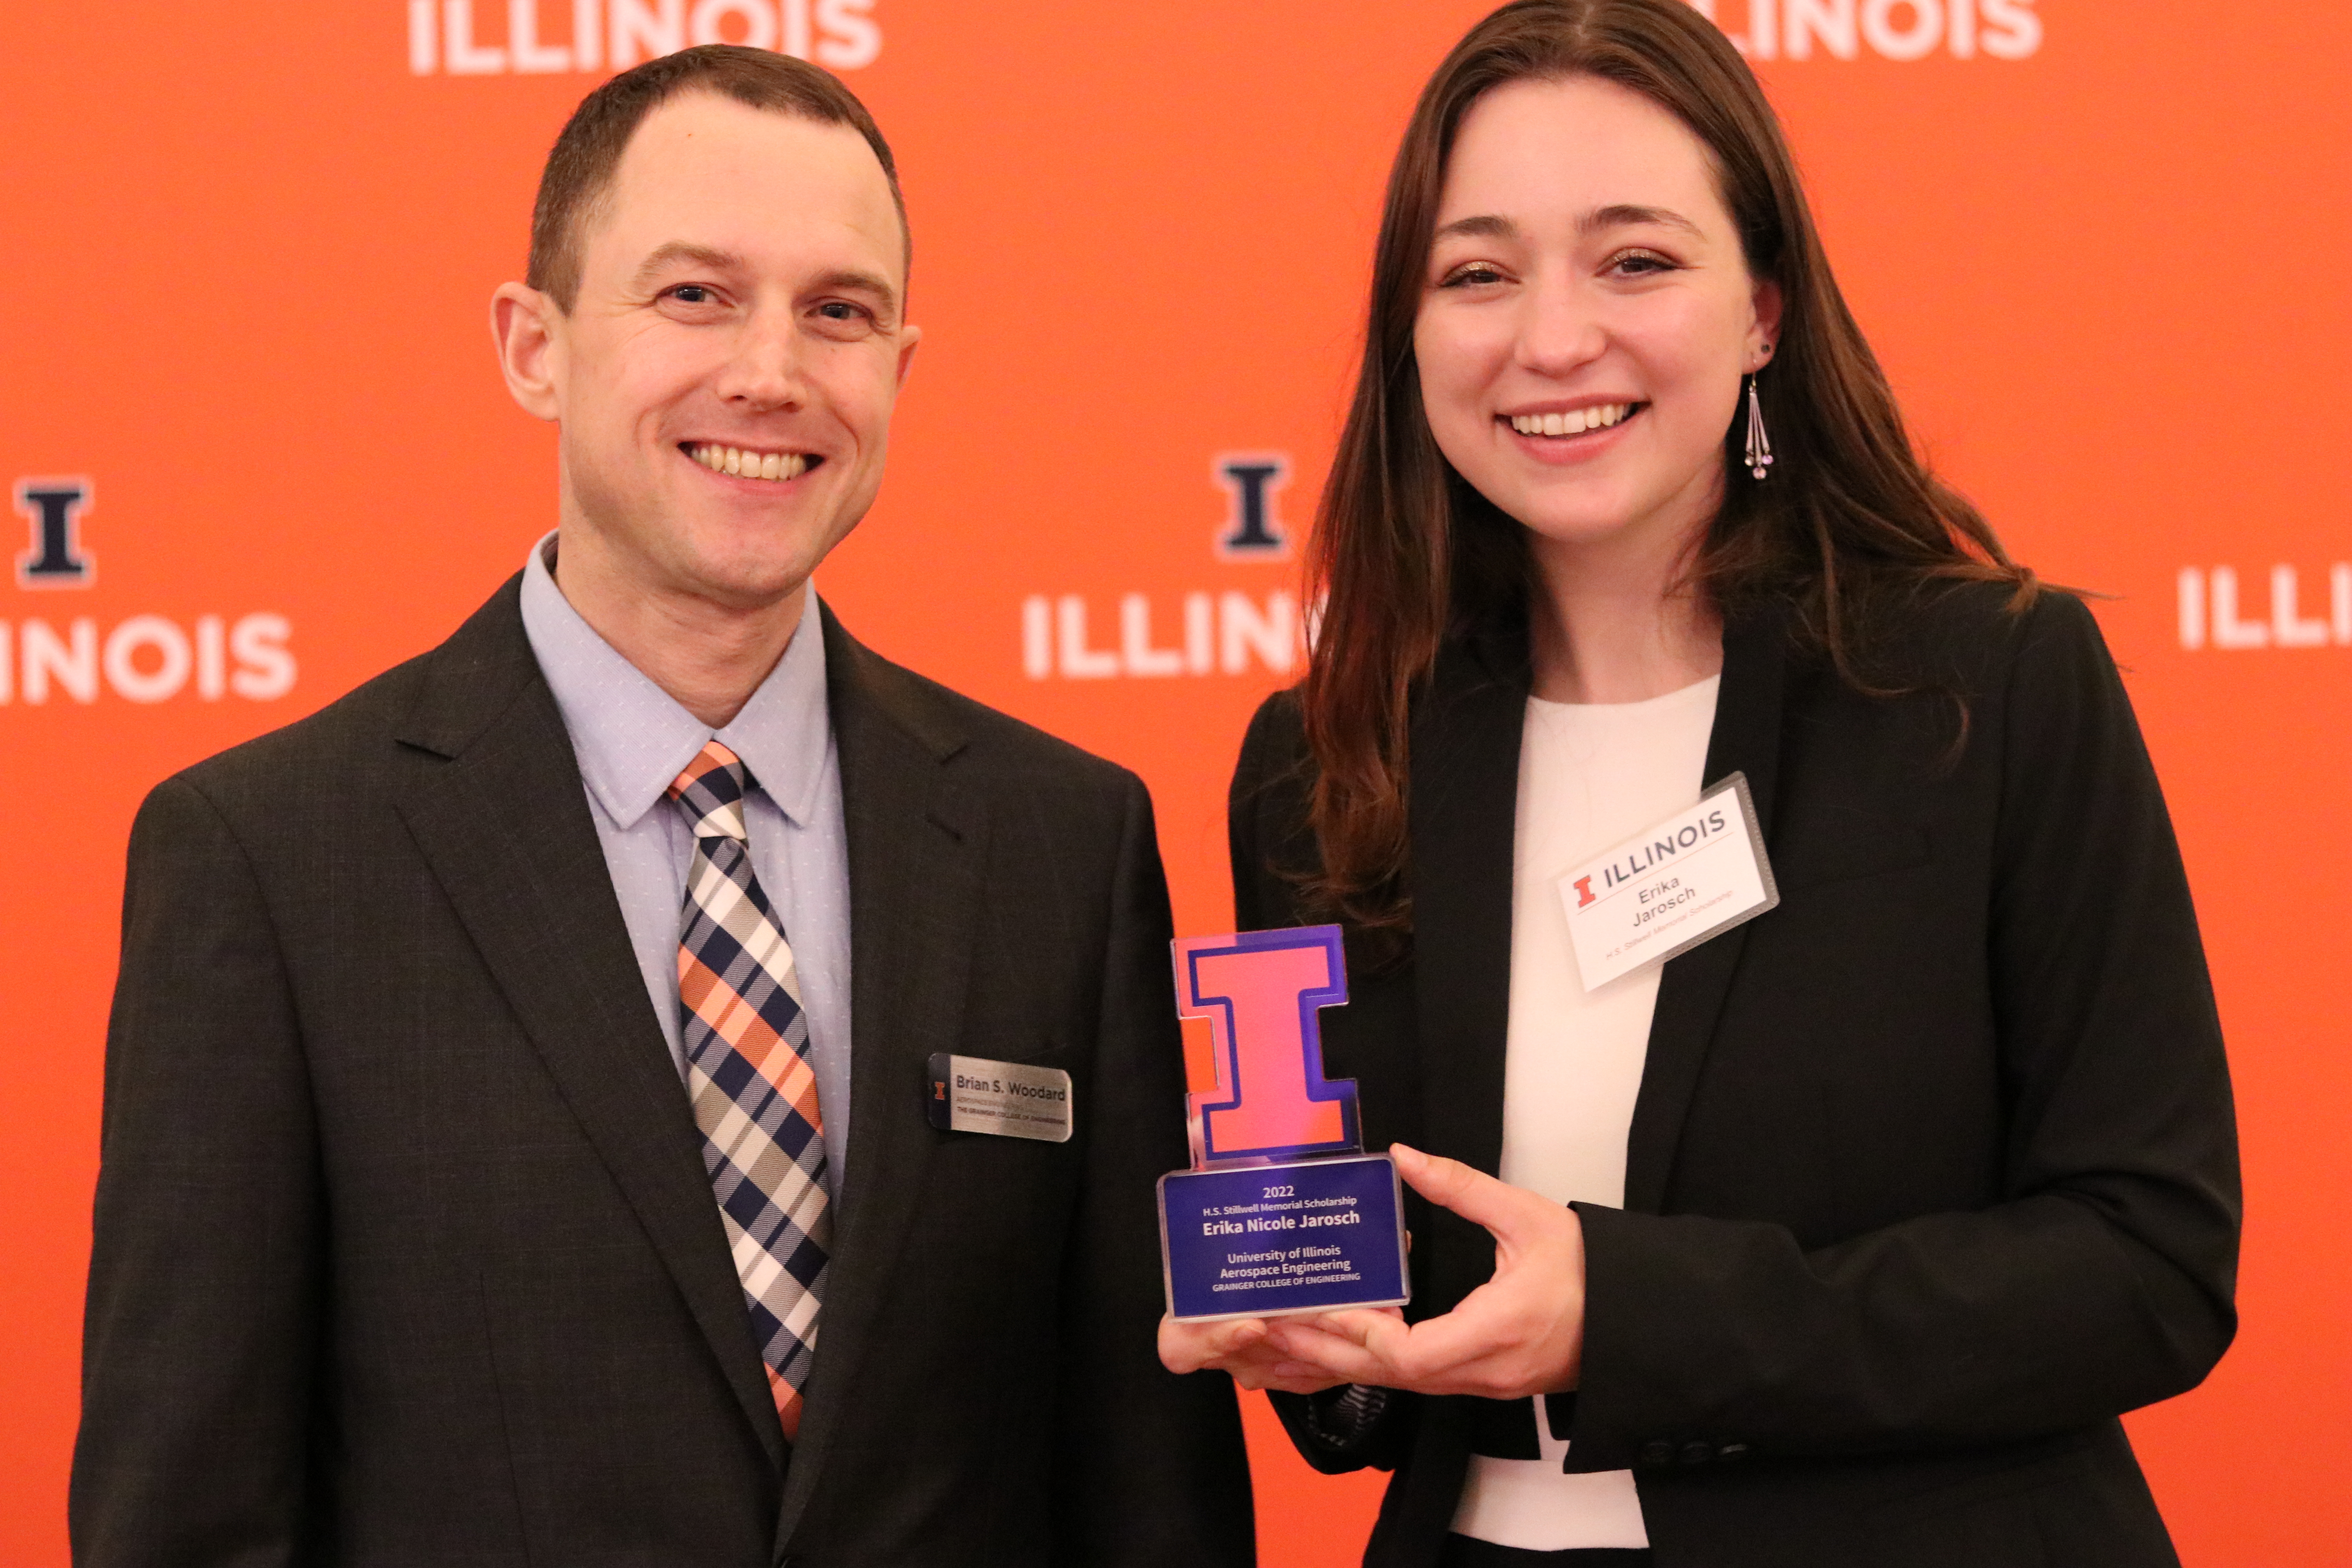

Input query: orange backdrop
[4,1,2346,1562]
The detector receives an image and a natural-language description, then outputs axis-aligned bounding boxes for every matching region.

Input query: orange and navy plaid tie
[668,740,829,1442]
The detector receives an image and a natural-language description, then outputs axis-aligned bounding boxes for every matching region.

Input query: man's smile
[682,441,826,483]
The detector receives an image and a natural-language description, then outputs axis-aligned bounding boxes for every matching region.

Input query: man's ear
[491,282,564,422]
[896,321,922,387]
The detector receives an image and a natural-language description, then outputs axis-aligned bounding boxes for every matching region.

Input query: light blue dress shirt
[518,534,854,1198]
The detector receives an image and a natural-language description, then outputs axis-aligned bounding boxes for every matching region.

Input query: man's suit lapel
[1621,606,1788,1214]
[775,607,984,1542]
[1408,630,1529,1310]
[390,579,789,1472]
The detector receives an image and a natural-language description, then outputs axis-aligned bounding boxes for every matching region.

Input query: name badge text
[926,1052,1074,1143]
[1557,771,1778,992]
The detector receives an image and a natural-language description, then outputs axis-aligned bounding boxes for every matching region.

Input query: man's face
[539,93,916,611]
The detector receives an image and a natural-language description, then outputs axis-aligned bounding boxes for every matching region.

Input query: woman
[1160,3,2239,1565]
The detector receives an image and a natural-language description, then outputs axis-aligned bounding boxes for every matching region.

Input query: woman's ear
[1751,278,1786,368]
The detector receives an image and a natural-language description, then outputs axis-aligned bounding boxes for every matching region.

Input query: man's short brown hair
[527,44,907,312]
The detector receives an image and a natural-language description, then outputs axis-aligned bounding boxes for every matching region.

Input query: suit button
[1679,1441,1713,1467]
[1718,1443,1750,1463]
[1639,1439,1675,1468]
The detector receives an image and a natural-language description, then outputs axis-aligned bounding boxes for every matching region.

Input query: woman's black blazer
[1229,585,2239,1568]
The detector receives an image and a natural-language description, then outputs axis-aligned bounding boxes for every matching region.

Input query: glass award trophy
[1158,925,1412,1321]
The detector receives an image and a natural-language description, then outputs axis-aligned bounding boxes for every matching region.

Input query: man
[73,45,1252,1567]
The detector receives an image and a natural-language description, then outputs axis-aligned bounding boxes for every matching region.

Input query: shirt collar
[518,531,832,832]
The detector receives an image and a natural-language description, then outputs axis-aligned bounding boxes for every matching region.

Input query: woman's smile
[1499,401,1647,463]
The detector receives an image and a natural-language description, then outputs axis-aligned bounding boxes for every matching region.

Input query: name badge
[925,1053,1074,1143]
[1558,771,1779,993]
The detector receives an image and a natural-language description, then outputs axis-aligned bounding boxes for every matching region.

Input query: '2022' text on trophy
[1158,926,1411,1321]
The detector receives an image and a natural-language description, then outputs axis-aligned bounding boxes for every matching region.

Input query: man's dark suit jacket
[73,578,1254,1568]
[1228,586,2239,1568]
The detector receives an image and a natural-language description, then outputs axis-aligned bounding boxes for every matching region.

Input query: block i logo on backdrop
[1022,453,1308,683]
[405,0,882,77]
[5,477,297,709]
[15,478,94,590]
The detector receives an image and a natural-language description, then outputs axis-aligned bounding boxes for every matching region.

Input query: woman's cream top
[1451,674,1720,1552]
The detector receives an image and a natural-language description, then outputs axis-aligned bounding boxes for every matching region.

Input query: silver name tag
[925,1053,1073,1143]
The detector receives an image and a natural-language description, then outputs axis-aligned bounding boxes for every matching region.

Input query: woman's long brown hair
[1300,0,2034,935]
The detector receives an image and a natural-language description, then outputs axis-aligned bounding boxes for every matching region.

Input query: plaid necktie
[668,740,829,1442]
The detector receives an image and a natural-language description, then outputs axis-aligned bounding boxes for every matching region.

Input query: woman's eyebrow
[1433,213,1519,242]
[1431,205,1704,243]
[1580,203,1702,236]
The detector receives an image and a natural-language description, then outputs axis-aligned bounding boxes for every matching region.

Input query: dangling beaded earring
[1743,370,1774,481]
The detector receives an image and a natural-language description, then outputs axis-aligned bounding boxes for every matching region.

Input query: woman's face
[1415,75,1779,562]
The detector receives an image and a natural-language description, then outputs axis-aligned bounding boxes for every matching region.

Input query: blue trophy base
[1158,1153,1411,1322]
